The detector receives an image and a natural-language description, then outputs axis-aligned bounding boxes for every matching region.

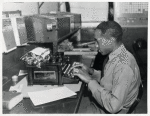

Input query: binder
[11,16,28,46]
[2,18,17,53]
[3,91,23,110]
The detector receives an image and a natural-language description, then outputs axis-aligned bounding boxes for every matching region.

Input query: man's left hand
[73,68,92,84]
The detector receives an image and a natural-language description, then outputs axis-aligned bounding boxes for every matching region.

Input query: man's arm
[88,68,101,82]
[88,64,134,113]
[88,67,94,75]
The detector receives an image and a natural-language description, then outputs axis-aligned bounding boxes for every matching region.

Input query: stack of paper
[28,86,77,106]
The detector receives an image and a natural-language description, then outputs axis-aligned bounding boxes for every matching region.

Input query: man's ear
[110,37,115,42]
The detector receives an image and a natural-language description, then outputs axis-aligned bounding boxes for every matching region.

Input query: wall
[2,2,59,15]
[3,2,38,15]
[39,2,58,14]
[69,2,109,45]
[70,2,108,28]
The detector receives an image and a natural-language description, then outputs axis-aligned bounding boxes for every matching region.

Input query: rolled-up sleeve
[88,64,134,113]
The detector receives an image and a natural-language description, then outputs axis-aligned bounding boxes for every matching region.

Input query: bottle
[12,75,18,86]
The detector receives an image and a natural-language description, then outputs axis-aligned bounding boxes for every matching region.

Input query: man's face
[94,29,114,55]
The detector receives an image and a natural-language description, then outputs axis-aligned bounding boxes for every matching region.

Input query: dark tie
[101,56,109,78]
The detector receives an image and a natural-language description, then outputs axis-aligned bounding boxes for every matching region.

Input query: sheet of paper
[30,47,48,56]
[11,77,82,98]
[28,86,77,106]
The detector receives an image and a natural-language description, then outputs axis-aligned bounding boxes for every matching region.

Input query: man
[71,21,141,113]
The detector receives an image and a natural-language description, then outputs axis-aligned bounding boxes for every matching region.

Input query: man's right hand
[70,62,88,71]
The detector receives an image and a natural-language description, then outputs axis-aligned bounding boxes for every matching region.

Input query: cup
[12,75,18,86]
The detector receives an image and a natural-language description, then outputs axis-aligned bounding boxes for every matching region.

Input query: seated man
[71,21,141,114]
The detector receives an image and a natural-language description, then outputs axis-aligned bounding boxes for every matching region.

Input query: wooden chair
[132,38,147,81]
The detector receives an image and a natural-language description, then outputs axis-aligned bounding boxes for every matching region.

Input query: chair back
[133,38,147,51]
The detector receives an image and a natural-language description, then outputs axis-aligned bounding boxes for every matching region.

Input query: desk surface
[3,76,86,114]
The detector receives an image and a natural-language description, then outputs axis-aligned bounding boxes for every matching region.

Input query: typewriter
[23,50,80,86]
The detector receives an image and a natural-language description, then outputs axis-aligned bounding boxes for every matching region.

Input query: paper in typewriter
[30,47,50,56]
[28,86,77,106]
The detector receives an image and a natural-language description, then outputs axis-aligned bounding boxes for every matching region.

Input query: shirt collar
[109,44,126,60]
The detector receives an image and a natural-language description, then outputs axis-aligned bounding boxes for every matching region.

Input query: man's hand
[73,68,92,84]
[70,62,89,72]
[70,62,94,75]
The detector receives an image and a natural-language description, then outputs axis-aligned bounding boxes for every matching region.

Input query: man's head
[94,21,123,55]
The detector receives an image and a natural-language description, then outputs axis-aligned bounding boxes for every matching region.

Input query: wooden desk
[3,76,86,114]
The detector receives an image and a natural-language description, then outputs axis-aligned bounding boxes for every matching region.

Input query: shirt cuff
[91,69,101,82]
[88,80,103,93]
